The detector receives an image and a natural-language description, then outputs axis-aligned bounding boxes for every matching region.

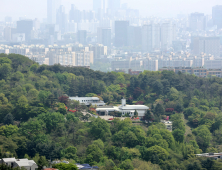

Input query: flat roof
[120,105,149,110]
[69,97,99,100]
[97,106,114,108]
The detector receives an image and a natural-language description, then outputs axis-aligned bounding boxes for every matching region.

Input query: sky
[0,0,221,21]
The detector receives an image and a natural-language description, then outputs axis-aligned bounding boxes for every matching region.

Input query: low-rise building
[96,99,149,118]
[161,120,172,131]
[76,164,99,170]
[159,67,208,77]
[196,153,222,160]
[69,96,105,106]
[0,158,38,170]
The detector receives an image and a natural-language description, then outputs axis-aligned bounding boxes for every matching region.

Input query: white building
[0,158,38,170]
[96,99,149,118]
[142,24,160,52]
[69,96,105,106]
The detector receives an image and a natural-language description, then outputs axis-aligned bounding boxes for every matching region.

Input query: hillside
[1,53,222,170]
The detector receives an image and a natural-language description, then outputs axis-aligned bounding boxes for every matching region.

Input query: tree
[0,63,12,80]
[193,125,212,152]
[90,118,111,141]
[58,96,69,105]
[37,156,48,170]
[152,81,163,96]
[134,110,138,118]
[38,90,51,105]
[144,145,169,162]
[144,110,153,123]
[172,129,184,143]
[64,146,78,160]
[154,103,165,121]
[53,163,78,170]
[175,102,184,113]
[0,124,18,137]
[119,159,134,170]
[85,144,103,164]
[37,112,65,133]
[3,113,14,125]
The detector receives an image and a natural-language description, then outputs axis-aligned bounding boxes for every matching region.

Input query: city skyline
[1,0,222,20]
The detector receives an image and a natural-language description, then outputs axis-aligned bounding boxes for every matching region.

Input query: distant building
[77,30,87,44]
[115,21,129,47]
[159,67,208,77]
[212,5,222,29]
[47,0,61,24]
[143,58,158,71]
[89,44,107,60]
[69,96,105,106]
[97,27,112,46]
[56,5,67,34]
[191,36,220,57]
[17,20,33,41]
[4,26,11,41]
[161,23,176,51]
[142,24,160,52]
[189,12,206,31]
[69,4,81,23]
[128,69,142,75]
[128,26,142,47]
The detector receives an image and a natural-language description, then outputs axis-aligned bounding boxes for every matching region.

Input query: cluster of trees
[1,54,222,169]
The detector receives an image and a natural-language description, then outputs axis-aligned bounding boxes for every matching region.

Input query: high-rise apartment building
[17,20,33,41]
[128,26,142,47]
[90,44,107,60]
[69,4,81,23]
[161,23,176,51]
[192,36,220,57]
[142,24,160,52]
[97,27,112,46]
[189,12,206,31]
[143,58,158,71]
[212,5,222,29]
[47,0,61,24]
[4,26,11,41]
[77,30,87,44]
[56,5,67,34]
[115,21,129,47]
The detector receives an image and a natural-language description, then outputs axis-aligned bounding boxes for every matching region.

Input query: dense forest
[1,53,222,169]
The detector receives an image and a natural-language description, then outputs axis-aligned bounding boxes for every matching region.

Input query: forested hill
[1,53,222,170]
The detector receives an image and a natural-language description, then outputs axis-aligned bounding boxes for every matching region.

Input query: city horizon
[1,0,221,21]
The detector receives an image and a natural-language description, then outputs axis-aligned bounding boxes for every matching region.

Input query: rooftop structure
[69,96,105,106]
[196,153,222,160]
[76,163,99,170]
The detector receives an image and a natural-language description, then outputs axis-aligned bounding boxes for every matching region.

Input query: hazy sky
[0,0,221,21]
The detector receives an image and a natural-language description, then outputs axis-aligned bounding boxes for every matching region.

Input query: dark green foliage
[52,163,78,170]
[3,113,14,125]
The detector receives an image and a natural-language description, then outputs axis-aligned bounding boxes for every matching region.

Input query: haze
[1,0,221,20]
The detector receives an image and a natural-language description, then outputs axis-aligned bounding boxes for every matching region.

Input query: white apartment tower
[142,24,160,52]
[161,23,176,51]
[47,0,61,24]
